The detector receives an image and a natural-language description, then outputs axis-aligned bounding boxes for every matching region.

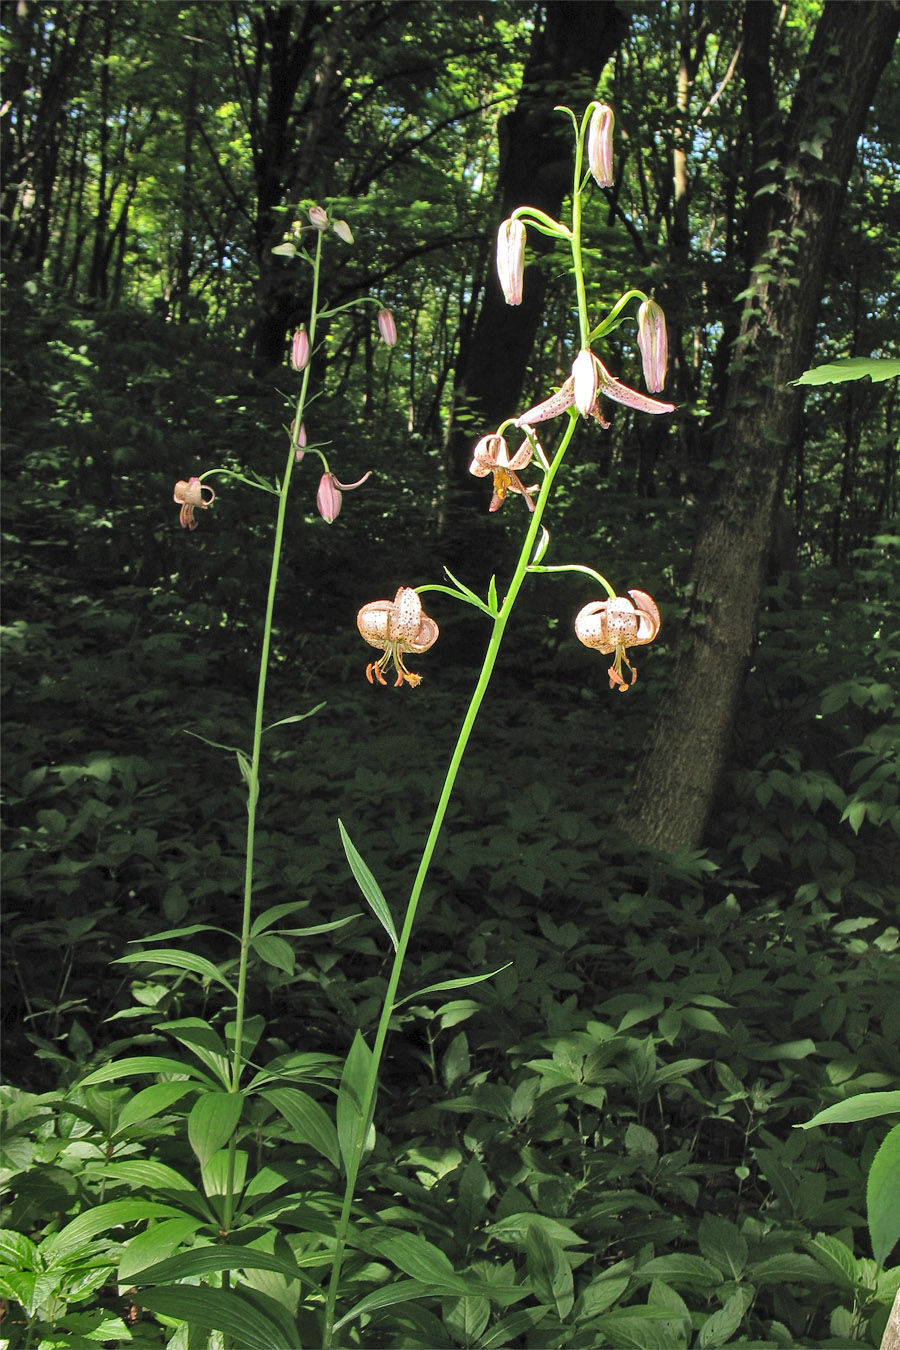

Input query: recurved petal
[595,358,675,414]
[627,589,661,643]
[575,599,614,653]
[357,600,394,649]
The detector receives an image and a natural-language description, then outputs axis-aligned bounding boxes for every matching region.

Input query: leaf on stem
[338,820,398,949]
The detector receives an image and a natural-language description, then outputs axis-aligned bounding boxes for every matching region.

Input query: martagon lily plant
[76,105,677,1347]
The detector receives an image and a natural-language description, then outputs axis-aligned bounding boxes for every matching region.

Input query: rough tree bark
[447,0,628,483]
[615,0,900,854]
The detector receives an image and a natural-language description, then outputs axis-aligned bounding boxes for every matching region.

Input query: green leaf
[797,1091,900,1128]
[748,1038,817,1061]
[336,1030,375,1174]
[249,900,311,936]
[395,963,512,1007]
[637,1254,722,1289]
[697,1291,750,1347]
[526,1223,574,1320]
[805,1233,859,1291]
[333,1277,436,1331]
[337,820,398,949]
[698,1214,747,1280]
[114,1081,196,1132]
[789,356,900,386]
[128,1244,304,1288]
[165,1018,232,1086]
[262,701,326,733]
[41,1200,186,1261]
[262,1086,340,1168]
[368,1229,456,1282]
[0,1228,41,1269]
[187,1091,243,1168]
[119,1217,205,1281]
[443,1293,491,1344]
[867,1123,900,1266]
[115,948,237,996]
[250,932,295,974]
[138,1284,291,1349]
[78,1056,216,1088]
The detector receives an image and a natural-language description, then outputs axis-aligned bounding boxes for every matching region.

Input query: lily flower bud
[637,299,668,393]
[309,205,328,230]
[316,470,372,523]
[496,217,526,306]
[587,103,615,188]
[378,309,397,347]
[332,218,354,244]
[317,473,342,523]
[291,328,310,371]
[291,419,307,461]
[572,349,599,418]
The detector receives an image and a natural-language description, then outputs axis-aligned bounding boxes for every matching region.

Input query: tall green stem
[221,229,324,1234]
[323,411,579,1345]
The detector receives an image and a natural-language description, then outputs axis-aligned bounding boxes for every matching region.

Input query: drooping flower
[637,299,668,393]
[469,433,539,513]
[575,589,660,691]
[573,349,600,418]
[378,309,397,347]
[291,328,310,371]
[173,477,215,531]
[357,587,439,688]
[496,217,526,306]
[571,349,675,418]
[587,102,615,188]
[316,471,371,523]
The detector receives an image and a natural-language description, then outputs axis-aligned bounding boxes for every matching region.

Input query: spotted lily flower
[469,433,539,513]
[572,350,675,419]
[357,587,439,688]
[575,589,660,691]
[173,477,215,530]
[496,217,526,306]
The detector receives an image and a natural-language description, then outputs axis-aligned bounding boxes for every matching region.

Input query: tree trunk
[615,0,900,854]
[447,0,628,483]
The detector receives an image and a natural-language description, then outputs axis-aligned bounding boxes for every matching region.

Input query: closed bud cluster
[496,217,526,306]
[587,103,615,188]
[637,299,668,393]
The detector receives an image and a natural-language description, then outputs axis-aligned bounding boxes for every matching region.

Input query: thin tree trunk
[616,0,900,854]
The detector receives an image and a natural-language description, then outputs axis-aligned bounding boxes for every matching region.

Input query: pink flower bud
[377,309,397,347]
[291,419,307,461]
[317,473,342,523]
[316,470,371,523]
[309,205,328,229]
[332,218,353,244]
[637,299,668,393]
[587,103,614,188]
[572,349,599,418]
[496,218,526,306]
[291,328,310,371]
